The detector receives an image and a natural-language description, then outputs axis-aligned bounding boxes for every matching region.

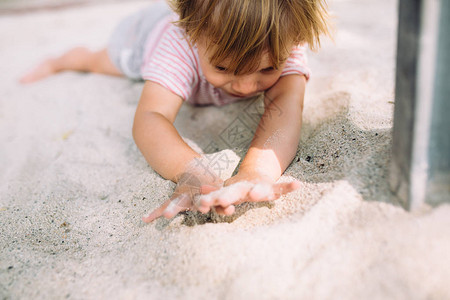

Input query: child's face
[197,42,286,98]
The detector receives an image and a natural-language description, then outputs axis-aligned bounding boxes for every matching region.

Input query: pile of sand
[1,0,449,299]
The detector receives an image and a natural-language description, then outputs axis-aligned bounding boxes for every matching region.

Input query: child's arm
[238,74,305,182]
[133,81,223,222]
[198,74,305,212]
[133,81,199,180]
[241,74,305,181]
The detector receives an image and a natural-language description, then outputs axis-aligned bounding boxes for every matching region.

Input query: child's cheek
[206,73,230,89]
[263,73,283,90]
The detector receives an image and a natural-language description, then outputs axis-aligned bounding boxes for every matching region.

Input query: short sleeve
[281,44,311,80]
[141,26,198,100]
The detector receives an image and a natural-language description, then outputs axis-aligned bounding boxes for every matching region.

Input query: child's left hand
[197,174,301,216]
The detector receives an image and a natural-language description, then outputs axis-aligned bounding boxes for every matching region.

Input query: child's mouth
[229,92,245,97]
[227,91,260,98]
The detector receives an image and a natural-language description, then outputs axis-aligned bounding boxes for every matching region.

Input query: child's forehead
[211,51,274,68]
[198,40,276,67]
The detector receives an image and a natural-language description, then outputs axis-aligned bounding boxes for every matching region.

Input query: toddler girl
[20,0,330,222]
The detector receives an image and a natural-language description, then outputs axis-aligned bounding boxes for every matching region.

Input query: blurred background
[0,0,119,14]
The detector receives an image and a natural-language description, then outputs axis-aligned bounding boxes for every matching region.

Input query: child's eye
[261,67,275,73]
[215,66,227,72]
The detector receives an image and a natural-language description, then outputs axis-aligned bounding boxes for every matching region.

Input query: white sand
[1,0,449,299]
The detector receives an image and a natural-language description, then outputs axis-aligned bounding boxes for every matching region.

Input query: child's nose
[232,76,258,96]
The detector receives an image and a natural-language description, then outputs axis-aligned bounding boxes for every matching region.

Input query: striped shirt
[141,15,310,106]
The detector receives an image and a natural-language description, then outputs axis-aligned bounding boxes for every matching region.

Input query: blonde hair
[169,0,331,75]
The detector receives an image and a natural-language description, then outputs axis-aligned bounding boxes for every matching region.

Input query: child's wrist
[179,155,223,185]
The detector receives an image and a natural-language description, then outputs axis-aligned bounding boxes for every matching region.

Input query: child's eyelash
[215,66,227,71]
[261,67,275,72]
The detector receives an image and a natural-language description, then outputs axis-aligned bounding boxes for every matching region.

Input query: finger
[249,181,301,202]
[142,199,172,223]
[223,205,235,215]
[217,184,251,207]
[272,181,301,198]
[198,192,215,208]
[249,183,274,202]
[214,205,235,216]
[200,182,253,207]
[194,193,212,213]
[162,194,191,219]
[197,203,212,214]
[200,184,220,195]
